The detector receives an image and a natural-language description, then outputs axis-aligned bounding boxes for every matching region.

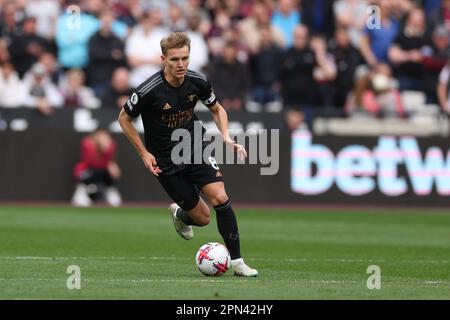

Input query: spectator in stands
[72,128,122,207]
[0,39,11,64]
[125,11,169,88]
[301,0,335,40]
[239,1,285,54]
[248,24,283,112]
[146,0,170,17]
[9,16,50,78]
[55,7,99,69]
[223,0,244,23]
[280,25,325,129]
[112,0,143,28]
[80,0,130,40]
[437,58,450,114]
[185,14,209,73]
[333,0,368,48]
[390,0,415,19]
[330,27,365,109]
[21,62,63,116]
[0,1,22,45]
[0,61,22,108]
[207,40,249,111]
[88,10,126,97]
[38,51,60,86]
[421,24,450,104]
[207,5,233,57]
[388,7,427,92]
[359,0,400,66]
[24,0,60,40]
[182,0,211,36]
[345,67,371,118]
[427,0,450,34]
[166,2,187,32]
[101,67,132,110]
[271,0,300,48]
[310,34,337,108]
[81,0,108,18]
[221,24,249,63]
[60,69,100,109]
[148,6,167,34]
[346,63,404,118]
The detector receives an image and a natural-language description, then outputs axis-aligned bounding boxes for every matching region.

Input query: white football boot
[168,203,194,240]
[231,258,258,277]
[71,184,92,207]
[105,187,122,207]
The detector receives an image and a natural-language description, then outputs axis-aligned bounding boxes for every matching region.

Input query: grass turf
[0,205,449,299]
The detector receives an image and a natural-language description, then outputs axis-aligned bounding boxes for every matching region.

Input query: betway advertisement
[291,130,450,199]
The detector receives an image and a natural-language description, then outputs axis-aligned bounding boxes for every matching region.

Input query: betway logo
[291,130,450,196]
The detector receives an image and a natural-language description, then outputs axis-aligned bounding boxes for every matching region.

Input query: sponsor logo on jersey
[187,94,196,102]
[163,103,173,110]
[161,108,194,128]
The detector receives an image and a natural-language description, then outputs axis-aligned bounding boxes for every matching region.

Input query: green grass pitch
[0,205,449,299]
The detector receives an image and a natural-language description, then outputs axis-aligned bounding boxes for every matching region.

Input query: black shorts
[157,160,223,211]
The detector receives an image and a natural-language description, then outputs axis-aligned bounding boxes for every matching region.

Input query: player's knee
[210,192,228,207]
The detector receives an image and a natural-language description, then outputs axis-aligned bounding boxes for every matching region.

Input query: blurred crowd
[0,0,450,130]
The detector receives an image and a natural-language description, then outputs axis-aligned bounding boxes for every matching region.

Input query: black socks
[214,200,241,260]
[175,200,242,260]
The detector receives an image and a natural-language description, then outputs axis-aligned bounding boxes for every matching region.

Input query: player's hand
[224,137,247,161]
[142,152,162,176]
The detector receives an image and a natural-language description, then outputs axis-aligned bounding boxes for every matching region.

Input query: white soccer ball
[195,242,231,276]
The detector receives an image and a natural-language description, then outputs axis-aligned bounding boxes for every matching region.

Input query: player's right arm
[118,106,162,176]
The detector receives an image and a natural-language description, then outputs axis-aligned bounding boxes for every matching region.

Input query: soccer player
[118,32,258,277]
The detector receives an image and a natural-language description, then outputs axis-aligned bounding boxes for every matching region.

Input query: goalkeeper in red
[118,32,258,277]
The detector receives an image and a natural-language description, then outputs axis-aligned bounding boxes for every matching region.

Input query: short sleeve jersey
[123,69,217,175]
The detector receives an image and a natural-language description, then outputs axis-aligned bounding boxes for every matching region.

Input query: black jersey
[123,69,217,175]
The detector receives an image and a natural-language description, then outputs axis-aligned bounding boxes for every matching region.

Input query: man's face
[162,46,190,80]
[293,27,308,50]
[433,34,449,50]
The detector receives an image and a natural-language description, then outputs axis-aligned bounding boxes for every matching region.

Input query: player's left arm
[209,102,247,160]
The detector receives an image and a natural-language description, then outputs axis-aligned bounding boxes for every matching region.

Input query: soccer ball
[195,242,230,276]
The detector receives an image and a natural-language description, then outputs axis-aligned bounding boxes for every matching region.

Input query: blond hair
[160,32,191,55]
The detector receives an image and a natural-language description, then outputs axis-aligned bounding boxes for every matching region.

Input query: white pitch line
[0,278,251,283]
[0,256,180,261]
[0,278,448,285]
[0,256,448,264]
[320,280,358,284]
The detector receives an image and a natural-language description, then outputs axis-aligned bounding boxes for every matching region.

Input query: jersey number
[208,157,219,170]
